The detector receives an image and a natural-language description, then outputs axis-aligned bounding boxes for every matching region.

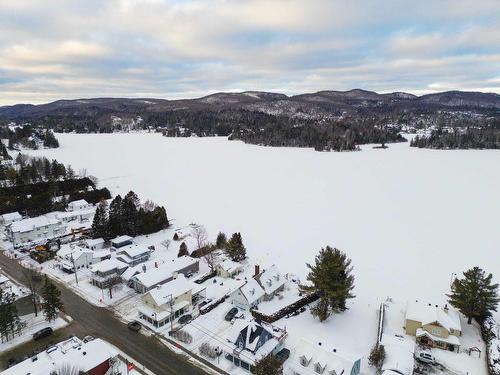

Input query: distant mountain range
[1,89,499,121]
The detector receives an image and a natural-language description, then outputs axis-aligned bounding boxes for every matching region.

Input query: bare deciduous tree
[202,244,218,273]
[21,268,42,317]
[54,363,85,375]
[191,224,208,250]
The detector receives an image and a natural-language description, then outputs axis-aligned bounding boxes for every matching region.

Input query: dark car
[33,327,53,340]
[225,307,239,321]
[178,314,193,325]
[127,321,142,332]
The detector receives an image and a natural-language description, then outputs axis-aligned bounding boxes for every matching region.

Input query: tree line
[92,191,169,240]
[410,128,500,149]
[0,125,59,150]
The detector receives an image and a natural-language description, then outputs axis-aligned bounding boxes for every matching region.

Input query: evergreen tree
[0,288,25,342]
[41,276,63,322]
[252,354,282,375]
[178,242,189,257]
[368,344,385,372]
[224,232,246,261]
[447,267,500,324]
[65,165,75,179]
[122,191,139,236]
[215,232,227,249]
[91,201,109,239]
[300,246,355,322]
[108,195,123,238]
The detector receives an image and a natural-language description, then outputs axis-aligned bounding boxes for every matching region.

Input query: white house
[130,256,199,293]
[0,212,22,226]
[222,319,287,372]
[286,338,361,375]
[57,245,95,272]
[89,259,128,289]
[111,235,134,250]
[230,278,266,310]
[216,258,244,278]
[83,238,106,251]
[67,199,92,211]
[52,209,95,224]
[7,216,66,248]
[1,337,119,375]
[116,244,152,267]
[255,265,285,300]
[138,274,206,329]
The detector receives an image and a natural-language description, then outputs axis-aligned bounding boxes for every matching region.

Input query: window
[431,327,442,336]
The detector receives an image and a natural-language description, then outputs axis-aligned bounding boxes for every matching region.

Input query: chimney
[254,264,260,276]
[444,304,449,313]
[155,262,158,268]
[142,264,146,273]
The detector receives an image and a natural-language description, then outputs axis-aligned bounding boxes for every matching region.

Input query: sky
[0,0,499,105]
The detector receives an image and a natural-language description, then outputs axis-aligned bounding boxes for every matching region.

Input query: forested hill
[1,89,499,151]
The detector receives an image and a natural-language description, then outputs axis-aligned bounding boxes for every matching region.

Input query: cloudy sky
[1,0,499,105]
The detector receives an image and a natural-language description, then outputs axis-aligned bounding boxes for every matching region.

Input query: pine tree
[447,267,500,324]
[300,246,355,322]
[215,232,227,249]
[178,242,189,257]
[41,276,63,322]
[122,191,139,236]
[224,232,246,261]
[0,288,24,342]
[252,354,282,375]
[108,195,123,238]
[91,201,109,239]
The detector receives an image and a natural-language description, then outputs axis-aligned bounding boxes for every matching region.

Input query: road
[0,251,209,375]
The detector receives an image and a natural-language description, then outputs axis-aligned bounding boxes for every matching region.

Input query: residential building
[230,278,265,310]
[116,244,152,267]
[0,211,22,226]
[7,215,66,248]
[67,199,92,211]
[111,235,134,250]
[89,259,128,289]
[216,258,244,278]
[57,245,95,272]
[223,319,287,372]
[255,265,285,300]
[83,238,106,251]
[286,338,361,375]
[51,209,95,224]
[138,274,206,328]
[405,301,462,352]
[129,256,199,293]
[1,337,119,375]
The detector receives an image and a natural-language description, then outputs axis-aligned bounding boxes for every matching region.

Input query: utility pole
[70,253,79,285]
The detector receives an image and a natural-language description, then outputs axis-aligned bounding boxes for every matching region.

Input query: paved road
[0,252,209,375]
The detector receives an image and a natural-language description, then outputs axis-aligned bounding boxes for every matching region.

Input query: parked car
[83,335,95,343]
[225,307,239,321]
[33,327,53,340]
[127,321,142,332]
[416,350,435,364]
[178,314,193,325]
[198,298,213,308]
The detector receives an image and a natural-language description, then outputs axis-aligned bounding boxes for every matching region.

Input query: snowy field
[26,132,500,360]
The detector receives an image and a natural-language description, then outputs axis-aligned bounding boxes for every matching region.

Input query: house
[223,319,287,372]
[138,274,206,329]
[52,209,95,224]
[91,249,112,263]
[405,301,461,352]
[116,244,152,267]
[255,265,285,300]
[0,212,22,226]
[89,259,128,289]
[380,334,415,375]
[57,245,95,272]
[130,256,199,293]
[83,238,106,251]
[111,235,134,249]
[216,259,244,278]
[1,337,119,375]
[7,215,66,248]
[285,338,361,375]
[67,199,92,211]
[230,278,265,310]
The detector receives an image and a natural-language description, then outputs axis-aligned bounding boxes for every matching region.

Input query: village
[0,190,495,375]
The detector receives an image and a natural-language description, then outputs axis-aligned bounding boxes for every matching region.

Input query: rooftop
[133,256,198,288]
[10,215,61,233]
[1,212,22,221]
[406,301,461,333]
[147,274,195,306]
[90,258,128,274]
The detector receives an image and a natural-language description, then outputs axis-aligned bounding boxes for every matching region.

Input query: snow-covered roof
[147,274,193,306]
[132,256,198,288]
[1,337,118,375]
[118,244,151,258]
[10,216,61,233]
[406,301,461,333]
[84,238,105,247]
[217,259,243,274]
[382,343,415,375]
[68,199,89,207]
[121,266,142,281]
[90,258,128,273]
[416,328,460,345]
[57,245,92,260]
[288,338,359,375]
[237,278,265,305]
[55,208,96,219]
[256,265,284,295]
[1,212,22,221]
[111,235,133,244]
[92,249,112,259]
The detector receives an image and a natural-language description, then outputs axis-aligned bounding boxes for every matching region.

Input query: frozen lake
[29,133,500,316]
